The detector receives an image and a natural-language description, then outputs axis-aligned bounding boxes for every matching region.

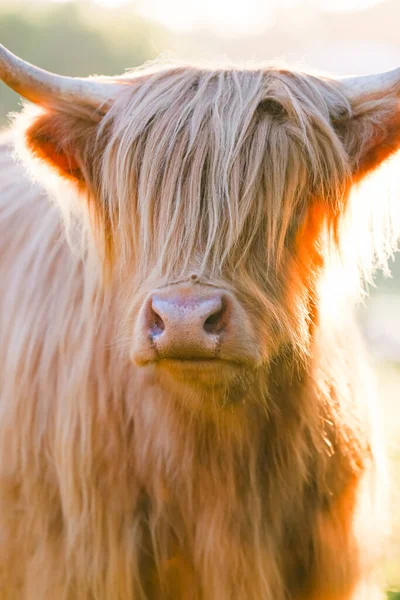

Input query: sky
[72,0,387,33]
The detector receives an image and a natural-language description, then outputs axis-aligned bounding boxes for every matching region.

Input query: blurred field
[0,0,399,594]
[0,1,162,124]
[376,364,400,592]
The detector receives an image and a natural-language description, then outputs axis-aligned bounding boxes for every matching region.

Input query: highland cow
[0,44,399,599]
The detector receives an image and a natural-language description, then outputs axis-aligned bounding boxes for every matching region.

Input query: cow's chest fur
[129,455,361,600]
[1,365,371,600]
[122,385,366,600]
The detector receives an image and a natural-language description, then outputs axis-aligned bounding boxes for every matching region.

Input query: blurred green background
[0,0,398,593]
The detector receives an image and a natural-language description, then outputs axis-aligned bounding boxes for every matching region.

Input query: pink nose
[143,289,229,359]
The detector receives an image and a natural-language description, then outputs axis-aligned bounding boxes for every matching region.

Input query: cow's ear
[24,108,100,186]
[335,93,400,182]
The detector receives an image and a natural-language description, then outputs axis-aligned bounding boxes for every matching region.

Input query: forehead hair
[93,65,351,280]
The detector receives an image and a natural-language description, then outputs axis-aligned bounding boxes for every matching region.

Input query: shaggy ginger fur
[0,64,399,599]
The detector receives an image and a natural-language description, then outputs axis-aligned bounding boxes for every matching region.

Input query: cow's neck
[132,368,268,597]
[129,338,363,599]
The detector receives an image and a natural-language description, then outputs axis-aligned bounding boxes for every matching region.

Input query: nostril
[149,306,165,338]
[204,303,226,335]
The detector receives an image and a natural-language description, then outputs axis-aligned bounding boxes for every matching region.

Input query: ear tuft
[32,136,82,179]
[24,109,99,184]
[336,97,400,181]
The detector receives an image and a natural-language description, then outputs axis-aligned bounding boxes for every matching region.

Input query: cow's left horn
[0,44,123,109]
[340,67,400,101]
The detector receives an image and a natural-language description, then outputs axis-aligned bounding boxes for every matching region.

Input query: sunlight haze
[85,0,385,33]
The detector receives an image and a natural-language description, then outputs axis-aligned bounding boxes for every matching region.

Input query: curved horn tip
[0,43,122,109]
[340,67,400,99]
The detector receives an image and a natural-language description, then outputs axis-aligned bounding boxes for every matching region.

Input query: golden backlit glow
[90,0,385,33]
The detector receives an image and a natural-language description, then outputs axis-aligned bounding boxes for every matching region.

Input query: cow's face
[87,68,353,396]
[13,62,400,400]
